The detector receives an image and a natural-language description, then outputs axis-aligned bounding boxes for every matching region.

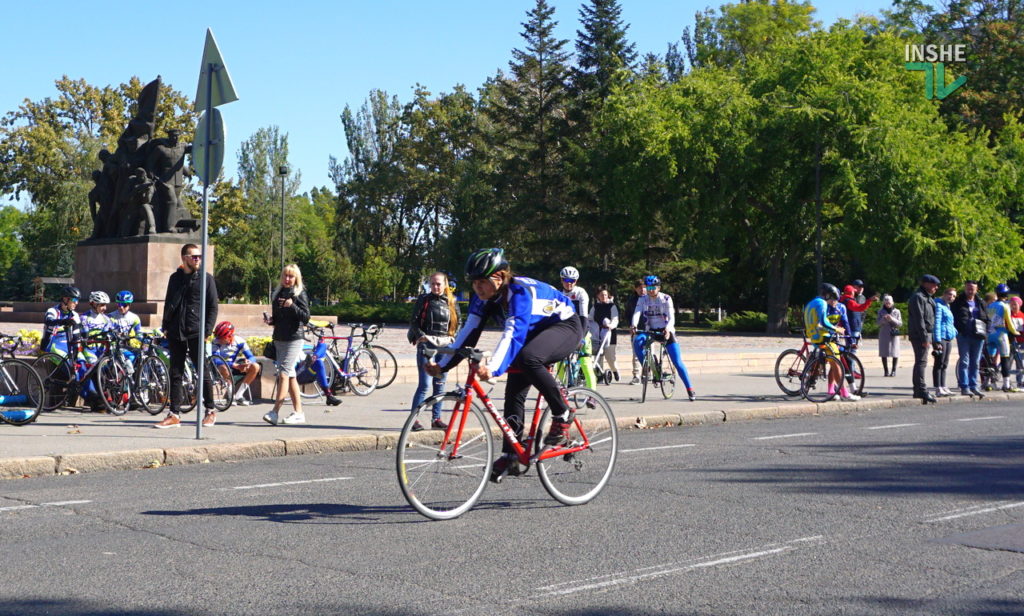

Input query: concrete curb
[1,392,1019,480]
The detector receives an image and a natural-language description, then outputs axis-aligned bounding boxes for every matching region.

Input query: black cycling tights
[501,317,582,455]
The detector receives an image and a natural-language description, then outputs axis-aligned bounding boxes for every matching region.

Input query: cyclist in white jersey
[80,291,113,333]
[630,275,696,401]
[109,290,143,339]
[559,266,596,388]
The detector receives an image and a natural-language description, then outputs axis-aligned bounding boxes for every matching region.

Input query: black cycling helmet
[61,285,81,301]
[820,283,840,301]
[465,248,509,281]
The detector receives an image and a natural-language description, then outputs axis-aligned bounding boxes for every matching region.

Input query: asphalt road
[1,400,1022,615]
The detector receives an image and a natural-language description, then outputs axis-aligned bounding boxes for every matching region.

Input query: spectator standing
[589,287,621,382]
[407,271,459,432]
[155,243,219,428]
[262,264,311,425]
[908,274,940,404]
[840,280,878,352]
[951,280,989,398]
[624,279,645,384]
[932,288,957,397]
[877,295,902,377]
[1009,297,1024,389]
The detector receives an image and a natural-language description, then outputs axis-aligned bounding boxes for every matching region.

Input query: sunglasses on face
[645,286,658,291]
[562,279,576,284]
[118,303,131,307]
[186,255,201,261]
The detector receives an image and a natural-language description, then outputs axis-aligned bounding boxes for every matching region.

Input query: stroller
[593,326,614,385]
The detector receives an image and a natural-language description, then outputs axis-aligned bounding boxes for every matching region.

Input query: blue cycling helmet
[116,290,134,305]
[996,283,1011,297]
[644,275,660,287]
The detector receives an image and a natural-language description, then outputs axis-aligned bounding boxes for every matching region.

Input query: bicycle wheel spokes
[397,394,494,520]
[32,353,72,411]
[843,352,866,396]
[774,349,806,397]
[658,345,675,399]
[370,344,397,389]
[0,359,44,425]
[348,348,379,396]
[136,356,169,415]
[96,356,130,415]
[537,387,617,506]
[801,354,842,402]
[208,360,234,412]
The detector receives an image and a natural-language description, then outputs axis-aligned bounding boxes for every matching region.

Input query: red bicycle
[396,347,618,520]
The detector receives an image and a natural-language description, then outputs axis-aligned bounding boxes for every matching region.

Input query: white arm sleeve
[665,294,676,332]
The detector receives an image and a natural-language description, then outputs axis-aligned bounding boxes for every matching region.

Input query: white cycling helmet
[89,291,110,304]
[559,266,580,281]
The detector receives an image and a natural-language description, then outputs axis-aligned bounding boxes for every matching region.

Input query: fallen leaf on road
[143,459,162,469]
[634,417,647,429]
[60,467,79,475]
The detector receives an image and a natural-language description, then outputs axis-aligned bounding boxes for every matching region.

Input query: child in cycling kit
[42,285,83,354]
[630,276,696,401]
[212,321,263,406]
[986,284,1020,392]
[430,248,583,481]
[803,283,859,401]
[559,266,597,389]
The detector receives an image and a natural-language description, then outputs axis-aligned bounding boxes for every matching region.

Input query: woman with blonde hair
[407,271,460,431]
[263,263,311,425]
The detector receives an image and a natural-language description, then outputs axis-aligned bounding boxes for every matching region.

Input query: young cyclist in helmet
[986,283,1020,392]
[42,285,82,353]
[211,321,266,406]
[80,291,113,333]
[559,265,597,388]
[426,248,583,482]
[109,291,143,339]
[803,283,859,401]
[630,275,697,401]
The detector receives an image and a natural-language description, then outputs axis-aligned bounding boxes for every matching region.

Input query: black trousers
[168,336,214,414]
[502,317,583,454]
[932,340,951,387]
[910,336,929,397]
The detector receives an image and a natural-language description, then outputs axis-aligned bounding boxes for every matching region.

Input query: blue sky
[2,0,894,201]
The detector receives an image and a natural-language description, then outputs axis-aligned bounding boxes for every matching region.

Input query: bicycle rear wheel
[96,356,130,415]
[0,358,44,425]
[842,351,866,396]
[396,393,495,520]
[800,354,842,402]
[658,344,675,399]
[537,387,617,506]
[298,357,336,399]
[347,348,379,396]
[208,359,234,412]
[369,344,397,389]
[134,356,169,415]
[32,353,72,411]
[774,349,806,396]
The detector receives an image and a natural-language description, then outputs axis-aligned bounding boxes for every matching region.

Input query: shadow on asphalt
[852,596,1024,615]
[699,437,1024,498]
[139,498,557,525]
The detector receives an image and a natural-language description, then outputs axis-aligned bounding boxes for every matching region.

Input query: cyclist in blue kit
[630,276,696,401]
[426,248,583,482]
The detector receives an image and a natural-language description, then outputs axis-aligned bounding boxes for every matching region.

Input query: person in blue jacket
[427,248,583,482]
[932,288,957,397]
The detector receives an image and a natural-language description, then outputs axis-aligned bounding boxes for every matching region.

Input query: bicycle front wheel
[135,356,169,415]
[348,348,379,396]
[800,354,843,402]
[537,387,617,506]
[658,344,675,399]
[640,353,650,403]
[774,349,806,397]
[397,393,495,520]
[96,356,130,415]
[208,359,234,412]
[32,353,72,411]
[0,358,44,425]
[369,345,397,389]
[842,351,866,396]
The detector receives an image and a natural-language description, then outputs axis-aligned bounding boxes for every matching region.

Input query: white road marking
[532,536,825,598]
[752,432,818,441]
[955,416,1005,422]
[925,501,1024,523]
[222,477,352,491]
[619,443,697,453]
[0,499,91,513]
[865,423,920,430]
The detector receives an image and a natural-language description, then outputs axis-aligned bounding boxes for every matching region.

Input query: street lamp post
[278,165,288,272]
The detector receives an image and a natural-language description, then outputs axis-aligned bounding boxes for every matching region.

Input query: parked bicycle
[777,336,864,399]
[33,327,116,411]
[396,347,618,520]
[280,323,379,400]
[0,348,44,425]
[354,324,397,389]
[636,329,675,403]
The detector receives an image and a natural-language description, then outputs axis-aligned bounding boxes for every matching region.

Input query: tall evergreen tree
[573,0,637,101]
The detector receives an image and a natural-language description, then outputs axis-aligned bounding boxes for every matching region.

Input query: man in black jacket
[908,274,939,404]
[155,243,219,428]
[950,280,989,397]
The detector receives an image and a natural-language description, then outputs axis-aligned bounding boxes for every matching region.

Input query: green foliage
[315,302,417,324]
[860,302,909,337]
[710,311,769,332]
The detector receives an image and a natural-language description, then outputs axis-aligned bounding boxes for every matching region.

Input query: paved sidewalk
[2,346,1018,479]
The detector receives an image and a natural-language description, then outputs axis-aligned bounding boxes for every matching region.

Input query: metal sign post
[193,28,237,439]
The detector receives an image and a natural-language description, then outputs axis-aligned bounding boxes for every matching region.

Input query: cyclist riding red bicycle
[426,248,583,481]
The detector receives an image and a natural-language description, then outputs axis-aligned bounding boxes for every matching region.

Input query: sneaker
[235,397,252,406]
[840,392,861,401]
[489,454,522,483]
[544,413,575,446]
[325,394,342,406]
[613,371,620,382]
[687,388,697,402]
[281,412,306,424]
[1003,385,1020,393]
[262,410,279,425]
[970,388,986,399]
[154,413,180,429]
[431,418,448,430]
[202,412,216,427]
[629,376,639,385]
[410,420,425,432]
[960,388,971,396]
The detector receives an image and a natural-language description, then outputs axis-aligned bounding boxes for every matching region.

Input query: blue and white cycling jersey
[80,310,113,334]
[212,337,256,364]
[631,292,676,332]
[440,276,576,377]
[109,310,143,338]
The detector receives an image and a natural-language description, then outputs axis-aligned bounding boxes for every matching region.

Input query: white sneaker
[840,393,861,401]
[281,412,306,424]
[236,398,252,406]
[262,410,279,425]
